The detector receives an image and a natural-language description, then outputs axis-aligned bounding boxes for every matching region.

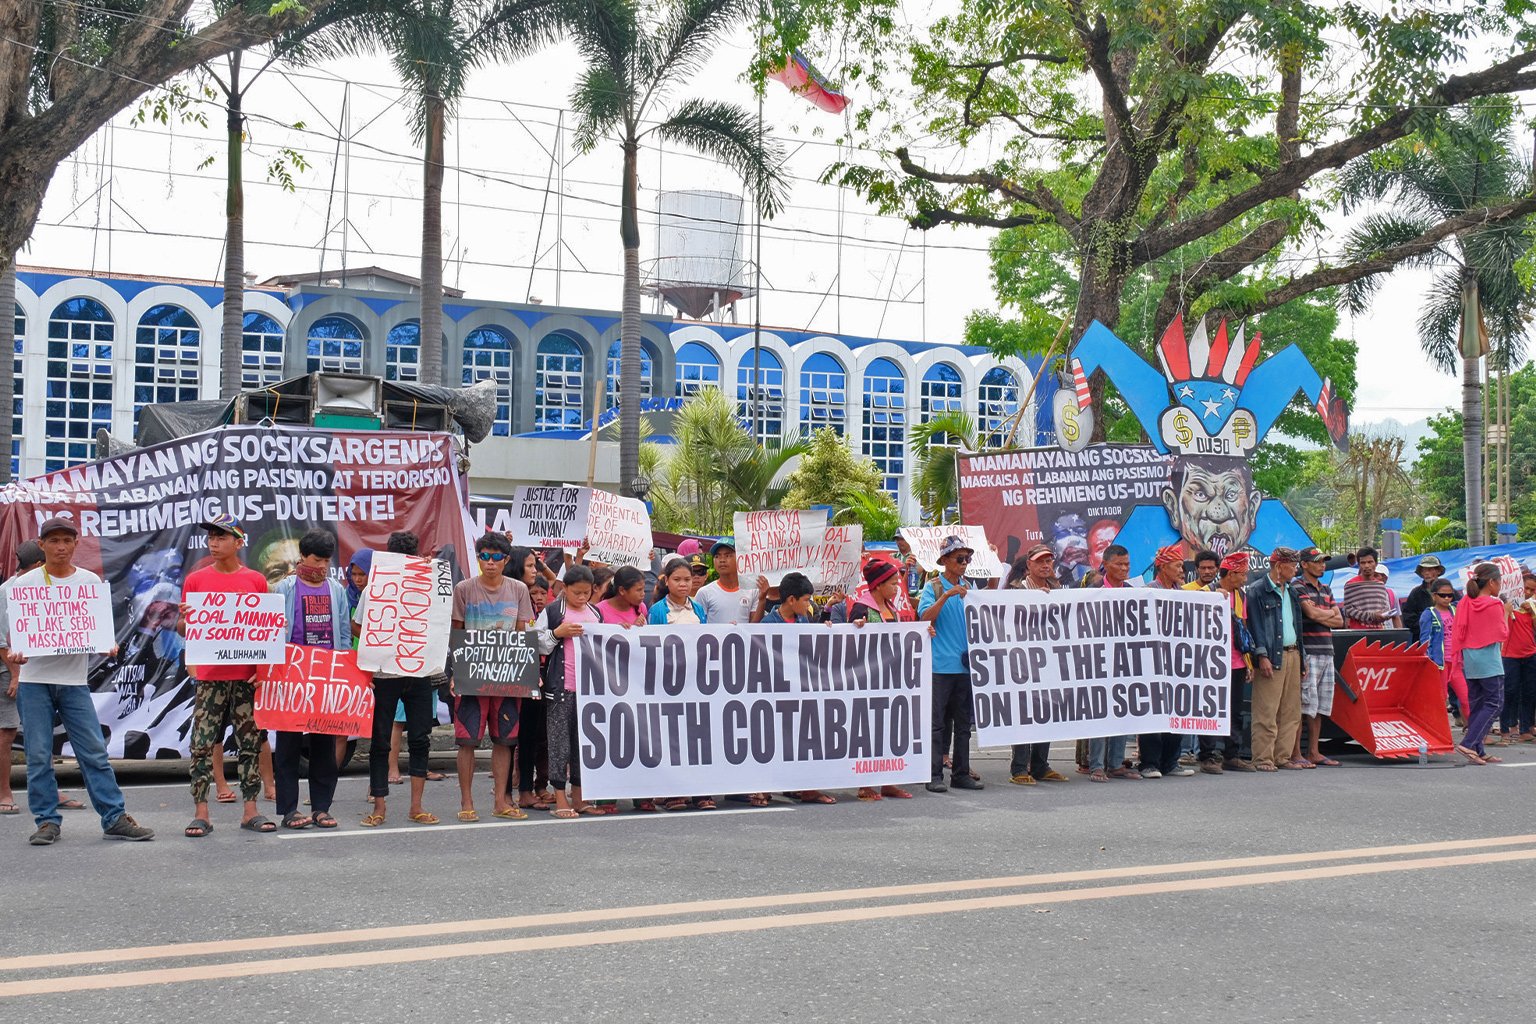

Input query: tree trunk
[1463,349,1486,547]
[420,94,446,385]
[618,138,642,497]
[0,256,15,484]
[220,56,246,400]
[1072,250,1126,442]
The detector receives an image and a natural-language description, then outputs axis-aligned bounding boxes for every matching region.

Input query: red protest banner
[254,644,376,736]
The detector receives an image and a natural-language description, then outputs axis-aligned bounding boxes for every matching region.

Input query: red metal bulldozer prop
[1330,640,1455,758]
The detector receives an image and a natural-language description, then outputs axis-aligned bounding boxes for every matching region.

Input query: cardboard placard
[450,628,542,698]
[255,644,376,736]
[6,580,116,656]
[183,591,286,665]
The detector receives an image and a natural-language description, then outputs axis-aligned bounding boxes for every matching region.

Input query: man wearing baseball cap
[1005,545,1070,787]
[917,535,985,792]
[1293,546,1344,767]
[1,516,154,844]
[696,538,769,625]
[177,513,275,837]
[1245,547,1307,771]
[1402,555,1447,644]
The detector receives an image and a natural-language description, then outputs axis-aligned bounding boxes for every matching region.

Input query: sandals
[633,799,659,813]
[880,786,913,799]
[426,771,447,782]
[184,818,213,838]
[1309,757,1341,767]
[360,813,387,828]
[578,803,614,815]
[857,787,883,801]
[0,801,18,815]
[747,793,771,807]
[408,812,440,825]
[240,815,276,833]
[281,812,312,829]
[550,807,580,819]
[215,791,237,803]
[1254,761,1279,772]
[492,805,528,820]
[1455,744,1487,765]
[1089,769,1109,782]
[662,798,690,812]
[791,790,836,804]
[313,812,338,829]
[457,809,480,822]
[57,796,85,810]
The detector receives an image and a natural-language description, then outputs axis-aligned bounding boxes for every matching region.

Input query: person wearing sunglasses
[917,535,985,793]
[1418,582,1467,723]
[449,532,535,822]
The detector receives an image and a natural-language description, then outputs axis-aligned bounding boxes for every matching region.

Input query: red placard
[255,644,375,736]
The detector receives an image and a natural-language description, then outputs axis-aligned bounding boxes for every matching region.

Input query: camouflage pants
[189,680,262,803]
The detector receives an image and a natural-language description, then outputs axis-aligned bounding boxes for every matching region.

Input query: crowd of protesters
[0,512,1518,845]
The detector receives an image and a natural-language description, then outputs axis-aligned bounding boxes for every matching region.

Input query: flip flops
[0,801,18,815]
[215,791,237,804]
[360,813,386,828]
[492,806,527,820]
[408,812,441,825]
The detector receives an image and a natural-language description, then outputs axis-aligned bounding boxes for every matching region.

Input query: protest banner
[734,509,828,585]
[581,487,652,568]
[450,628,541,698]
[898,525,1007,579]
[817,524,863,597]
[356,552,455,676]
[957,445,1174,573]
[0,424,472,757]
[505,485,591,549]
[5,579,115,656]
[254,643,375,736]
[964,587,1231,744]
[1462,554,1525,604]
[575,623,930,798]
[183,591,286,665]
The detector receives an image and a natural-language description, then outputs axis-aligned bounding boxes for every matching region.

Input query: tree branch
[1151,215,1293,329]
[910,208,1055,231]
[896,147,1080,237]
[1234,195,1536,317]
[1067,1,1133,142]
[1135,49,1536,266]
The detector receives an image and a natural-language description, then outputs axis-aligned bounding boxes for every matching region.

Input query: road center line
[4,832,1535,973]
[3,846,1534,998]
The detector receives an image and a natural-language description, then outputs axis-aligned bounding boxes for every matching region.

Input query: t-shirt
[289,579,336,648]
[917,576,976,675]
[1,566,106,685]
[183,564,269,681]
[453,576,533,632]
[1508,606,1536,659]
[596,598,647,627]
[657,598,701,625]
[1292,577,1337,652]
[562,604,600,692]
[696,580,759,625]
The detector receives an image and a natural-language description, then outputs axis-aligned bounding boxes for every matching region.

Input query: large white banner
[575,623,931,798]
[898,525,1006,579]
[355,552,454,676]
[965,587,1231,744]
[581,487,652,568]
[734,509,829,586]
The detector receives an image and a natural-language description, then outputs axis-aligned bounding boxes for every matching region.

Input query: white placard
[734,509,829,586]
[507,484,592,550]
[898,525,1006,579]
[6,581,116,656]
[355,552,454,675]
[575,623,931,798]
[817,524,864,597]
[580,487,652,568]
[183,591,287,665]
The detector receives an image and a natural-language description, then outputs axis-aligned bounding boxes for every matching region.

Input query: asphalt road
[2,738,1532,1022]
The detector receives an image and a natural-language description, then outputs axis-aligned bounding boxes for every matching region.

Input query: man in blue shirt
[917,536,985,793]
[1244,547,1307,772]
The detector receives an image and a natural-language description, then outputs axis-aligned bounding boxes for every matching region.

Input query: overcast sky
[17,16,1495,429]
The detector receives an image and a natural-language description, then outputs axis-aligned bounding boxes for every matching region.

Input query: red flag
[768,51,848,114]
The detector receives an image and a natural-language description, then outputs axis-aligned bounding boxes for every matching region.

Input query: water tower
[642,190,755,321]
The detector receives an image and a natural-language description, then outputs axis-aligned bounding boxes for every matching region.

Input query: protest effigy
[575,623,931,798]
[356,552,455,676]
[182,591,286,665]
[0,424,472,757]
[965,587,1231,744]
[254,644,376,736]
[450,628,542,698]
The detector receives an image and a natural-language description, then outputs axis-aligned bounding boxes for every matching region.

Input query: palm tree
[1339,98,1536,547]
[568,0,789,496]
[908,411,980,525]
[333,0,565,383]
[1400,514,1465,555]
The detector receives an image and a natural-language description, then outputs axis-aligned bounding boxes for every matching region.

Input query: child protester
[761,572,839,807]
[535,565,601,819]
[649,557,707,625]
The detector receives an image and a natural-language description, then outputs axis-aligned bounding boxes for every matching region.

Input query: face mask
[296,564,328,585]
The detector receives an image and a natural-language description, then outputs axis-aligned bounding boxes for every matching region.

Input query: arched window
[674,340,721,396]
[306,315,365,374]
[605,339,654,409]
[534,334,584,431]
[46,297,115,470]
[241,312,286,388]
[799,351,846,436]
[862,357,906,493]
[462,325,515,436]
[736,348,784,445]
[978,366,1021,448]
[134,303,201,411]
[921,362,964,419]
[384,320,421,383]
[11,304,24,477]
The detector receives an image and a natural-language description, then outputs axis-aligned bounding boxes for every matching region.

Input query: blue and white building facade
[11,267,1043,519]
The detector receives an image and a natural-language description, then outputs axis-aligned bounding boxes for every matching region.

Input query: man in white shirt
[0,517,153,845]
[695,538,768,625]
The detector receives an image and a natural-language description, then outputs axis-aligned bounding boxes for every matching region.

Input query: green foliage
[1412,411,1467,526]
[1399,515,1465,556]
[838,490,902,541]
[779,427,892,519]
[907,411,977,524]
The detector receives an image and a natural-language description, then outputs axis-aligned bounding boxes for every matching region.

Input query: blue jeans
[18,682,127,830]
[1088,735,1127,773]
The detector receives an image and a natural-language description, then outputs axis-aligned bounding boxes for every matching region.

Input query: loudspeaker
[234,392,312,425]
[311,373,382,415]
[383,400,451,432]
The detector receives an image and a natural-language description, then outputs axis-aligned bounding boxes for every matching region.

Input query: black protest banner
[964,587,1231,744]
[575,623,931,798]
[450,628,541,698]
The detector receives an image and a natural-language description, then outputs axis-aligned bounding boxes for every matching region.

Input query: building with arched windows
[10,266,1050,519]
